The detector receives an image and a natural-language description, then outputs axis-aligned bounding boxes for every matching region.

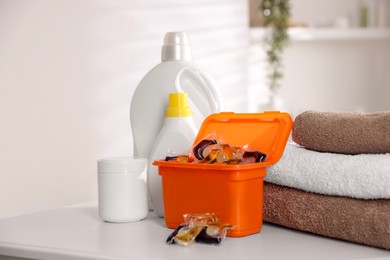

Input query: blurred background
[1,0,389,219]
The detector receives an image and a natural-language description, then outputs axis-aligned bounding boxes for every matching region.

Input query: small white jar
[98,157,148,223]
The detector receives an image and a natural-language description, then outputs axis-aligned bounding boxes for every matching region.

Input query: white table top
[0,203,389,260]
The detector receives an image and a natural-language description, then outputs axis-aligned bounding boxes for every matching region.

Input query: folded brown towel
[263,182,390,250]
[292,110,390,154]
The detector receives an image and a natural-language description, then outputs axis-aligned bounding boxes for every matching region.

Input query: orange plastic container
[153,112,293,237]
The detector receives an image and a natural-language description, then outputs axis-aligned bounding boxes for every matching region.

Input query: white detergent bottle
[148,92,197,217]
[130,32,223,160]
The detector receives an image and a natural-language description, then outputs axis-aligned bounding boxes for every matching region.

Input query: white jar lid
[98,157,147,174]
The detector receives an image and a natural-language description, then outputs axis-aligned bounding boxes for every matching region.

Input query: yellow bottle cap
[166,92,192,117]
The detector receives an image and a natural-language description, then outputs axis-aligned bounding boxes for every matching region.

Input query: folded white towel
[265,143,390,199]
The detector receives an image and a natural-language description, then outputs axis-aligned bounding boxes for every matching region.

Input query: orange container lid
[154,111,293,168]
[193,111,293,166]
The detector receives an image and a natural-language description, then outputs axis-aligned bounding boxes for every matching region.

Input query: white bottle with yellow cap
[148,92,198,217]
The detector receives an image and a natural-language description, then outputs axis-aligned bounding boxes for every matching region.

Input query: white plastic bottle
[130,32,223,159]
[148,92,198,217]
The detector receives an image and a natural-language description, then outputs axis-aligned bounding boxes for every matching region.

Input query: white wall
[0,0,249,219]
[283,0,390,115]
[290,0,390,28]
[248,0,390,116]
[280,39,390,116]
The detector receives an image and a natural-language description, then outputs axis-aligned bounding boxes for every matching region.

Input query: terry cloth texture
[264,143,390,199]
[263,182,390,250]
[292,110,390,154]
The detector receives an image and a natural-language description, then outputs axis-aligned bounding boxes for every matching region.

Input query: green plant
[261,0,290,104]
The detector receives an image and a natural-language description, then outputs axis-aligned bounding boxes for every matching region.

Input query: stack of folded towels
[264,110,390,250]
